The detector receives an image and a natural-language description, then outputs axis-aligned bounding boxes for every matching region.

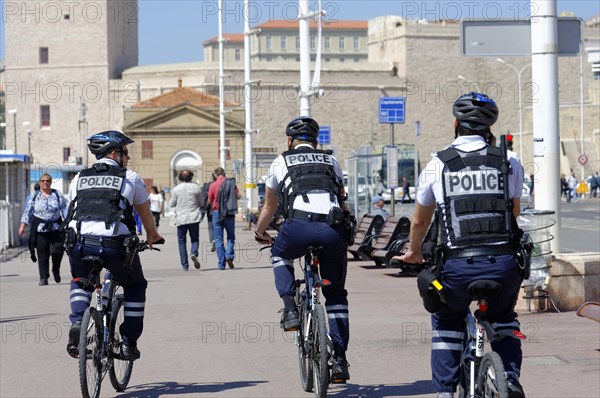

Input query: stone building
[3,4,599,197]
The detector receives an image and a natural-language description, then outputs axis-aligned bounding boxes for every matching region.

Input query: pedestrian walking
[200,173,216,252]
[169,169,203,270]
[567,172,578,203]
[18,174,68,286]
[401,176,412,203]
[207,167,241,270]
[149,186,164,227]
[591,172,599,198]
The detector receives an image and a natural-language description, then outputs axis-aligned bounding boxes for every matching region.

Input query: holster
[343,212,357,245]
[516,232,533,280]
[416,267,445,314]
[123,234,140,267]
[328,207,345,226]
[63,227,78,252]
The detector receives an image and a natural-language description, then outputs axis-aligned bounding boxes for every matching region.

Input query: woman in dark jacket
[18,174,68,285]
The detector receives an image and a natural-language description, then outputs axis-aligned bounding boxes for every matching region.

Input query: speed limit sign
[578,154,588,165]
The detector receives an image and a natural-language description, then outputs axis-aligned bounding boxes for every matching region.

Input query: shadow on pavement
[117,380,268,397]
[0,314,60,323]
[329,379,435,397]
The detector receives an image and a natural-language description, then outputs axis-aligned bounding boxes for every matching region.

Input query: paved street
[1,205,599,398]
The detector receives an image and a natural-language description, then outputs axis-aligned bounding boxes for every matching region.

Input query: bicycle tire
[477,351,509,398]
[108,294,134,391]
[312,304,329,398]
[297,296,314,392]
[79,307,102,398]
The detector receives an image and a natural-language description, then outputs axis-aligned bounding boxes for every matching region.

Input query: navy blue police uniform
[267,144,350,353]
[418,135,525,394]
[65,157,149,348]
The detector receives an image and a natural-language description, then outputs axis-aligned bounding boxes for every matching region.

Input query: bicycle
[75,238,163,398]
[259,241,333,398]
[391,244,526,398]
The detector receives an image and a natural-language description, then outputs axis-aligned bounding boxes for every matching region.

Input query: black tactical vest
[64,163,135,232]
[436,145,512,248]
[277,147,342,218]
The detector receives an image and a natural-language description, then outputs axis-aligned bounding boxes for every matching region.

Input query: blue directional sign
[318,125,331,145]
[379,97,405,124]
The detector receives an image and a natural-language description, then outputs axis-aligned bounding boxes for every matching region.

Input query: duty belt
[444,245,514,260]
[292,210,330,223]
[79,235,125,249]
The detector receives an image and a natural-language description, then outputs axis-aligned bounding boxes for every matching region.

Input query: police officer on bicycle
[64,130,164,361]
[395,93,526,398]
[254,116,351,382]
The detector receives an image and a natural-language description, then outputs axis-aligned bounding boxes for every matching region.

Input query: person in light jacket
[169,169,203,270]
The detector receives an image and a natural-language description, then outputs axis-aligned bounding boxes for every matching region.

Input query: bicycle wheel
[312,304,329,398]
[79,307,102,398]
[477,351,509,398]
[297,296,314,392]
[108,294,134,391]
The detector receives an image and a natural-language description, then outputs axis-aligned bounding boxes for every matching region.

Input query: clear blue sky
[1,1,598,66]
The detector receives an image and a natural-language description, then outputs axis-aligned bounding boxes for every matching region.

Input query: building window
[142,140,153,159]
[280,36,287,50]
[39,47,49,64]
[266,56,272,62]
[354,35,360,50]
[324,36,330,50]
[63,147,70,162]
[339,36,345,51]
[235,48,241,61]
[340,58,345,62]
[310,36,315,49]
[325,57,331,62]
[354,57,360,63]
[266,36,272,50]
[296,36,300,50]
[40,105,50,127]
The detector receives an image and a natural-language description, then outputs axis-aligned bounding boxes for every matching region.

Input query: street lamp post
[8,109,17,153]
[22,121,31,158]
[497,58,531,157]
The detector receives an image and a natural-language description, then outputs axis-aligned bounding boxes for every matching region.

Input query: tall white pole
[580,50,585,181]
[299,0,311,116]
[218,0,226,169]
[517,71,523,157]
[244,0,254,210]
[531,0,560,252]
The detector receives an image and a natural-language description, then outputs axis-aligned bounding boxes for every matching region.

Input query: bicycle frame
[464,299,489,398]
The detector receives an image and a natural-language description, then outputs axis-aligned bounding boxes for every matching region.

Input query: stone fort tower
[3,0,138,164]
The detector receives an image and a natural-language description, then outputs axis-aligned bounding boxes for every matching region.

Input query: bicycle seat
[81,255,106,272]
[467,280,503,300]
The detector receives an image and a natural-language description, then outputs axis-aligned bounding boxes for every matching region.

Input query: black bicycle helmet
[285,116,320,142]
[453,92,499,131]
[87,130,134,159]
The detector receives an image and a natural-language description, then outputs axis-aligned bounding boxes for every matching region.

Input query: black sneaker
[66,321,81,358]
[280,310,300,331]
[121,341,141,361]
[331,356,350,383]
[191,255,201,269]
[507,380,526,398]
[53,272,61,284]
[39,278,48,286]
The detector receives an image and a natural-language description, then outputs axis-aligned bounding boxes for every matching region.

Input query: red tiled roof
[203,33,245,45]
[132,86,238,108]
[256,19,367,30]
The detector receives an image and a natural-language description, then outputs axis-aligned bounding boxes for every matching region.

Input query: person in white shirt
[149,186,164,227]
[63,130,163,361]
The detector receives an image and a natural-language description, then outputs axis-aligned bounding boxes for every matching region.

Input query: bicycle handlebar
[138,238,165,252]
